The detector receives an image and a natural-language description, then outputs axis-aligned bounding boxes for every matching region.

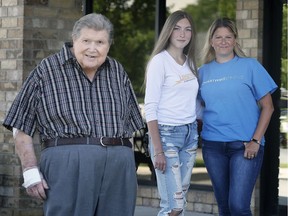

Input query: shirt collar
[57,42,75,65]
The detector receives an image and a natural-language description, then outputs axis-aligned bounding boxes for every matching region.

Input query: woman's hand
[244,141,260,159]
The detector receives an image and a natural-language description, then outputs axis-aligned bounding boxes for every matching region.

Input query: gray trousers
[40,145,137,216]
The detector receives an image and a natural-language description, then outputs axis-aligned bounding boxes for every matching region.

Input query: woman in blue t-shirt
[198,18,277,215]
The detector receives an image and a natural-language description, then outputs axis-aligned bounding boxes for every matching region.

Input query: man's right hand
[26,177,49,200]
[23,167,49,200]
[13,129,49,200]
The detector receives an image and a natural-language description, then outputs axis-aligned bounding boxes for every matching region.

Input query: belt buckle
[100,137,107,147]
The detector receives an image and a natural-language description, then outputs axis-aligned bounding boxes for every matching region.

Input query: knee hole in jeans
[171,162,182,174]
[173,192,184,211]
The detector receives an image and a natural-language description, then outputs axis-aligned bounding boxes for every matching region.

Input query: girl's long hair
[143,10,198,87]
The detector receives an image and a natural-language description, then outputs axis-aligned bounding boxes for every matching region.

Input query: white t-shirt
[144,50,199,126]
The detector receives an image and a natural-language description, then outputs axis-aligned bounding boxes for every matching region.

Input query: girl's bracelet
[154,151,164,158]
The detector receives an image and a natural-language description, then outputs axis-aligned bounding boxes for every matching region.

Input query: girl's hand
[154,152,166,172]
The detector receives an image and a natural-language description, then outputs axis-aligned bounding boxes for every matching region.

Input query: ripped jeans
[149,121,198,216]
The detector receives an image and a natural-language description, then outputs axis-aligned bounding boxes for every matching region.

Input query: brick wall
[0,0,82,215]
[236,0,264,60]
[0,1,25,214]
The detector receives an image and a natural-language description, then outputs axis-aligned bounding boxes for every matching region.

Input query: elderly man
[3,13,144,216]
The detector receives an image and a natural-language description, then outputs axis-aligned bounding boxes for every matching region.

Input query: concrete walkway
[135,206,213,216]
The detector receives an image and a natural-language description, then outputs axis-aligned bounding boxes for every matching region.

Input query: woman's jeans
[149,122,198,216]
[202,140,264,216]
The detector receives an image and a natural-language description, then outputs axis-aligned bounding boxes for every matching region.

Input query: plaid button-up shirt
[3,43,144,141]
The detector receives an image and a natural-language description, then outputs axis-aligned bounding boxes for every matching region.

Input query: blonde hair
[144,10,198,85]
[201,17,246,64]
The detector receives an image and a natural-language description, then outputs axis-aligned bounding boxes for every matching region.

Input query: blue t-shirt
[198,56,277,145]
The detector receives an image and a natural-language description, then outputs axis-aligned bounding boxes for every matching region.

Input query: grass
[195,158,205,167]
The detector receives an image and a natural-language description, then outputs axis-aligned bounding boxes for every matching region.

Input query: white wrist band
[22,167,42,188]
[12,128,19,139]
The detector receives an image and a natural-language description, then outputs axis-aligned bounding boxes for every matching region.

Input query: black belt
[42,137,132,149]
